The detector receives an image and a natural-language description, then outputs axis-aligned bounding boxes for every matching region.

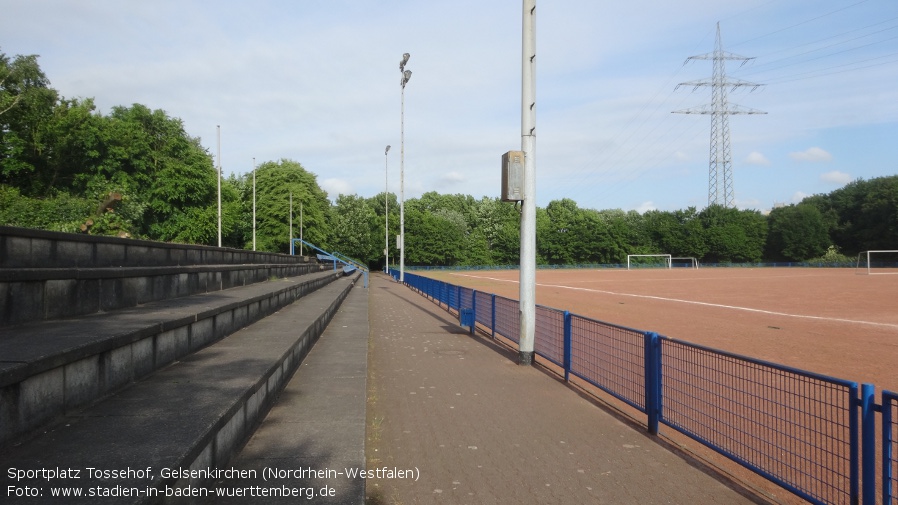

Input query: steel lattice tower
[674,22,766,208]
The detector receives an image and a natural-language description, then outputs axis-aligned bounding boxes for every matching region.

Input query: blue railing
[390,269,894,505]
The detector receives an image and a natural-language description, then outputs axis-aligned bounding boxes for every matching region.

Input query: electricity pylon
[674,22,766,208]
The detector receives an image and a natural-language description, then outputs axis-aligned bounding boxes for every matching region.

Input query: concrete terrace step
[0,273,360,504]
[0,270,341,444]
[210,280,369,504]
[0,263,328,326]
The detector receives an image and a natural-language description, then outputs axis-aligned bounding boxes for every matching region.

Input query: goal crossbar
[856,250,898,275]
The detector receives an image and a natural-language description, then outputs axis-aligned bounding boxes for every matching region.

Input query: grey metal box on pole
[501,151,524,202]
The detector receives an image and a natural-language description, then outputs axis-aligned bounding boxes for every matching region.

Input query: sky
[2,0,897,213]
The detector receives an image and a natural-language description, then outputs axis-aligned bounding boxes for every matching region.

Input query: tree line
[2,50,896,268]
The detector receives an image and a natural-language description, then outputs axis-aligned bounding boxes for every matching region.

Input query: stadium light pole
[384,145,391,273]
[217,125,222,248]
[252,157,256,251]
[399,53,412,283]
[519,0,536,365]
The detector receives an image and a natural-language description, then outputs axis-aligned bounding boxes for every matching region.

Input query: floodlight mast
[399,53,411,283]
[519,0,536,366]
[384,145,391,273]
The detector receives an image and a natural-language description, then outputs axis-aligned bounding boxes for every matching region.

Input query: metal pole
[300,201,303,256]
[519,0,536,365]
[217,125,222,247]
[385,145,391,273]
[289,191,293,255]
[252,157,256,251]
[399,54,411,283]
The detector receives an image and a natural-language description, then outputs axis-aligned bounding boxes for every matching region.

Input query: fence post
[885,391,894,505]
[644,332,661,436]
[563,311,572,382]
[861,383,876,505]
[490,294,496,339]
[471,291,477,334]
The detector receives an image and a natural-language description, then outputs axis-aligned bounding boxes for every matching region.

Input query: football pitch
[417,267,898,392]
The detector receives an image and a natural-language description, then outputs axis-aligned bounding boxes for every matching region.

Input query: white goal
[627,254,672,270]
[856,250,898,275]
[671,257,700,269]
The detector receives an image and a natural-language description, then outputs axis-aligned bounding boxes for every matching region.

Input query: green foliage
[766,204,830,261]
[329,194,378,262]
[253,159,329,254]
[806,245,853,266]
[803,175,898,255]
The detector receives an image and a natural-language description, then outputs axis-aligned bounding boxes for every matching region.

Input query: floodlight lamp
[385,145,391,154]
[401,70,412,87]
[400,53,410,71]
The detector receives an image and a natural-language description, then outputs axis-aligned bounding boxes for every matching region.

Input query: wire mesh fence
[393,270,888,505]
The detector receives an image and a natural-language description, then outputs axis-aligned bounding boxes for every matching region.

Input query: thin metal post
[471,291,477,334]
[563,311,572,382]
[385,145,391,272]
[217,125,222,247]
[252,157,256,251]
[644,332,661,435]
[518,0,536,365]
[289,192,293,255]
[491,294,496,338]
[885,391,895,504]
[861,384,876,505]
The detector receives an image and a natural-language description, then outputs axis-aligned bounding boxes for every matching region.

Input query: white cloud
[789,147,833,163]
[636,201,656,214]
[439,171,466,185]
[320,178,354,199]
[745,151,770,166]
[673,151,690,162]
[820,171,852,185]
[791,191,809,203]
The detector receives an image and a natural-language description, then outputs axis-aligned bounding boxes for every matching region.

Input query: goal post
[856,250,898,275]
[671,257,700,269]
[627,254,672,270]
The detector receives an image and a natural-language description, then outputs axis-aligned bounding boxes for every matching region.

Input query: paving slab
[208,281,369,504]
[365,273,772,505]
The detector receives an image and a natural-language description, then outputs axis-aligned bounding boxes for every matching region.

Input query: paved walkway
[366,273,771,505]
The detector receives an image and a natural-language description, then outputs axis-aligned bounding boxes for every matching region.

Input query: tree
[0,51,58,192]
[253,159,329,254]
[766,204,830,261]
[699,205,767,263]
[329,194,379,263]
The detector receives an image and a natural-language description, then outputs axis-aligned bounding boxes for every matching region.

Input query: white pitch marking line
[450,273,898,330]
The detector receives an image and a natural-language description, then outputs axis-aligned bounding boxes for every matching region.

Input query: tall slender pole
[289,191,293,255]
[399,53,411,283]
[217,125,222,247]
[300,201,303,256]
[252,157,256,251]
[385,145,391,273]
[519,0,536,365]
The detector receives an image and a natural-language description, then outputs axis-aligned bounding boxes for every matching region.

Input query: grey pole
[519,0,536,365]
[385,145,391,273]
[289,191,293,255]
[252,157,256,251]
[399,53,411,283]
[217,125,222,248]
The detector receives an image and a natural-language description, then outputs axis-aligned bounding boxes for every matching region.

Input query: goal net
[627,254,671,270]
[671,257,700,269]
[856,250,898,275]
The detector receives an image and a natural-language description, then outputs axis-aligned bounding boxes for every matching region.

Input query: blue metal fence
[886,390,898,504]
[390,269,894,505]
